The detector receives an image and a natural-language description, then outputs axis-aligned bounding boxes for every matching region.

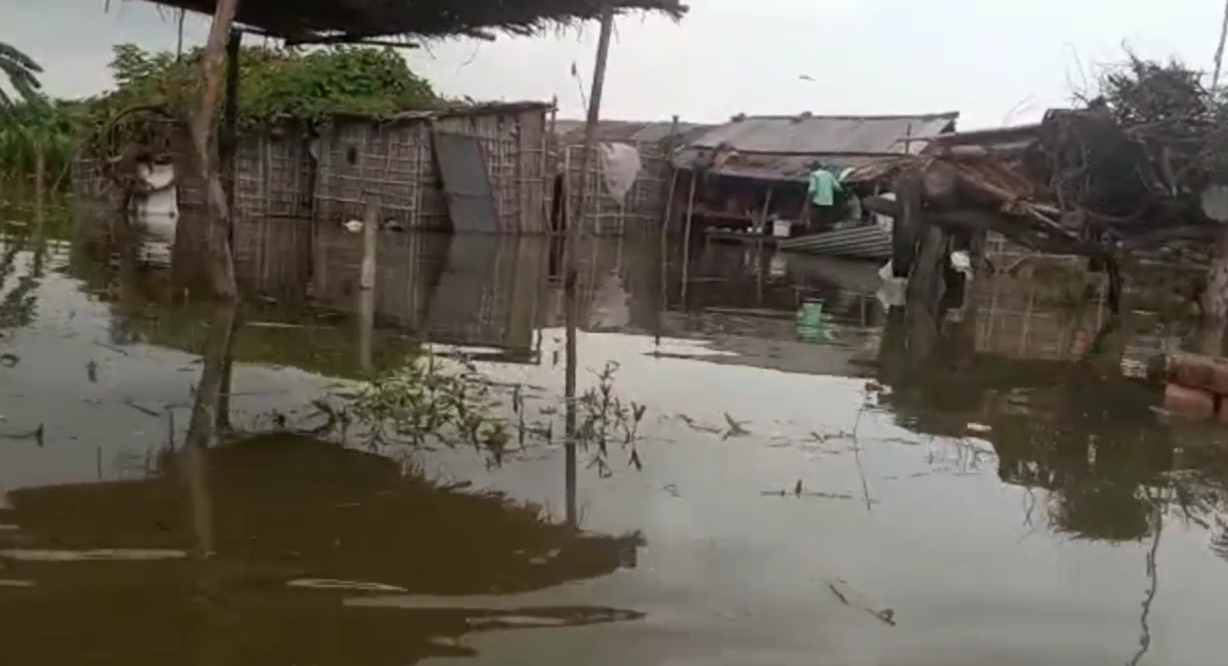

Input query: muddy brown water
[1,214,1228,665]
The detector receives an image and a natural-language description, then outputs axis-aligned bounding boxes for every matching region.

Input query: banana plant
[0,41,43,110]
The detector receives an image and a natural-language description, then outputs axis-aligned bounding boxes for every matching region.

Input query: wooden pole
[564,0,616,528]
[215,28,242,432]
[184,0,241,470]
[358,199,378,372]
[656,115,680,343]
[1214,0,1228,89]
[188,0,241,300]
[679,173,698,305]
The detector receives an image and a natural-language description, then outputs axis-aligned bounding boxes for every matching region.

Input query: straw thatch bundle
[135,0,688,42]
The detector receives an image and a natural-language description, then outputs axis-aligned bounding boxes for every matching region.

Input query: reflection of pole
[565,0,616,527]
[358,198,378,372]
[186,428,215,559]
[680,174,698,305]
[656,115,680,345]
[1128,506,1162,666]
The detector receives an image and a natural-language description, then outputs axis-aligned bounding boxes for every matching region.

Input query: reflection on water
[2,210,1228,664]
[1,433,640,664]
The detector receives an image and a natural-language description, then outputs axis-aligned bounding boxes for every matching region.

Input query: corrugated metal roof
[553,119,712,145]
[674,112,959,181]
[685,113,957,153]
[696,151,894,182]
[923,121,1046,155]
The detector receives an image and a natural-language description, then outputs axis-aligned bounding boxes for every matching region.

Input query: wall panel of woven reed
[562,140,670,237]
[314,121,432,229]
[231,215,313,304]
[311,109,548,234]
[969,274,1106,362]
[235,132,315,219]
[431,108,549,234]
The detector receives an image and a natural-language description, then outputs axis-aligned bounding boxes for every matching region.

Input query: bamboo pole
[188,0,240,300]
[679,173,698,305]
[1214,0,1228,89]
[655,115,680,345]
[564,0,616,528]
[358,199,378,372]
[184,0,241,478]
[215,28,242,432]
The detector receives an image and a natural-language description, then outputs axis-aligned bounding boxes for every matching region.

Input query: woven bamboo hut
[315,103,552,233]
[551,119,710,236]
[76,0,690,239]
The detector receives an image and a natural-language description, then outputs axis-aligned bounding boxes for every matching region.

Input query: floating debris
[825,576,896,626]
[287,578,407,593]
[0,549,188,562]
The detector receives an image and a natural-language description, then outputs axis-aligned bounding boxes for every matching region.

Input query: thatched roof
[139,0,688,42]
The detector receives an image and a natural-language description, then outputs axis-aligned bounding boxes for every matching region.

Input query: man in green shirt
[807,165,841,207]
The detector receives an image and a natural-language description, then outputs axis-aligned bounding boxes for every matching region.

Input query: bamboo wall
[559,140,673,236]
[234,132,315,219]
[72,103,553,240]
[968,273,1106,361]
[313,104,551,233]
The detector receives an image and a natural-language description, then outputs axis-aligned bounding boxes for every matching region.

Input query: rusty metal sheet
[779,224,893,260]
[673,112,959,179]
[431,130,501,233]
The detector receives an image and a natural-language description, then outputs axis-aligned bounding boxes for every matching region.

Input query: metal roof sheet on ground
[673,112,958,180]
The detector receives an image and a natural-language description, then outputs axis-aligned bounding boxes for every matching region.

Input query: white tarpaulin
[598,142,642,206]
[876,260,907,309]
[134,162,178,267]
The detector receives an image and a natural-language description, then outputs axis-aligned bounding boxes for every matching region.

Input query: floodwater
[3,208,1228,665]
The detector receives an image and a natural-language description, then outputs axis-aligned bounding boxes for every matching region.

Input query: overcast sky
[2,0,1223,129]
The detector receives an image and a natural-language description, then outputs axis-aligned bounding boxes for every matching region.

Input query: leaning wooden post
[215,27,243,432]
[187,0,240,300]
[900,171,947,364]
[184,0,241,473]
[358,198,378,373]
[564,0,616,528]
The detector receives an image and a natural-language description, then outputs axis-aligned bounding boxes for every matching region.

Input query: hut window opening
[345,146,358,165]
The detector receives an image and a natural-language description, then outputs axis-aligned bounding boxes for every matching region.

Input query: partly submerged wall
[314,103,551,234]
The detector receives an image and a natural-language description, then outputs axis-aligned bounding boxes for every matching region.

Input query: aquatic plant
[336,351,647,471]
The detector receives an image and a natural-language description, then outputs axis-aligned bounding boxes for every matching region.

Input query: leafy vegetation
[0,41,42,110]
[79,43,448,186]
[0,98,81,188]
[95,43,445,130]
